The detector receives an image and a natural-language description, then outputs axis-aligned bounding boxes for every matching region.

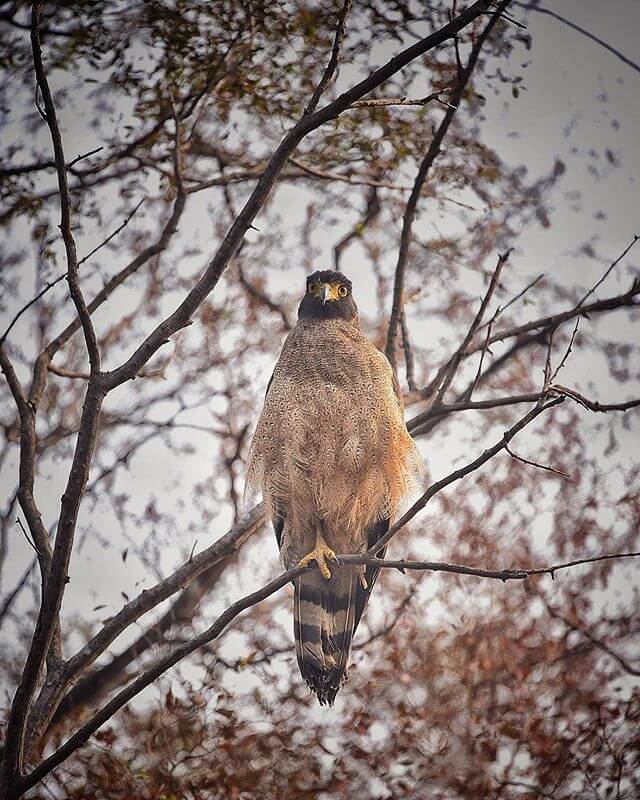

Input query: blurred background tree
[0,1,639,797]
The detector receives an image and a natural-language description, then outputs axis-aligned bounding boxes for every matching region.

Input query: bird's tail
[293,564,357,706]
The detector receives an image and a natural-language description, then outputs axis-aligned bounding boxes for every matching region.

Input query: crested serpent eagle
[246,270,421,705]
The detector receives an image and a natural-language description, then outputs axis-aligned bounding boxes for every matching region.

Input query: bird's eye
[338,284,348,298]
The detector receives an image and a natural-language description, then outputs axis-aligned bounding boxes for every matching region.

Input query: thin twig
[31,0,100,372]
[515,2,640,77]
[481,9,526,28]
[550,318,579,384]
[465,318,493,401]
[15,517,44,555]
[549,385,640,414]
[400,309,417,392]
[350,92,457,110]
[1,191,143,347]
[66,146,103,169]
[476,272,544,332]
[0,558,38,627]
[543,327,554,388]
[432,249,511,406]
[576,235,639,308]
[505,443,570,479]
[77,199,145,267]
[304,0,352,115]
[384,3,510,371]
[0,275,66,346]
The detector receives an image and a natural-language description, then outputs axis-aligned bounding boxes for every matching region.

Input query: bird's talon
[298,542,337,580]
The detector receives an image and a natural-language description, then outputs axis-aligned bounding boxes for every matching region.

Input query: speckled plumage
[246,272,421,704]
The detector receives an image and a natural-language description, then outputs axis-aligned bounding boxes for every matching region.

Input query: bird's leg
[298,532,337,580]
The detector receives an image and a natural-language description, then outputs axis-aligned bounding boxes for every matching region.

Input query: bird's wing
[256,366,285,550]
[353,516,390,636]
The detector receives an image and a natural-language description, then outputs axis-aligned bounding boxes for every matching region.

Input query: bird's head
[297,269,358,322]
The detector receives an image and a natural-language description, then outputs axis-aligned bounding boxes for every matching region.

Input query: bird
[246,269,421,705]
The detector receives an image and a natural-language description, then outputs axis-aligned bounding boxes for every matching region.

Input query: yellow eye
[338,284,348,298]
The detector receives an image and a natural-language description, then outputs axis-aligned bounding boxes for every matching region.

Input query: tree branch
[384,2,511,371]
[375,395,561,556]
[23,505,265,755]
[504,443,570,479]
[430,249,511,406]
[0,199,145,348]
[515,2,640,77]
[338,550,640,581]
[466,237,640,356]
[30,0,100,373]
[304,0,352,115]
[349,92,457,110]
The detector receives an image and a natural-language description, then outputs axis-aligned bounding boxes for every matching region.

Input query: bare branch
[549,385,640,414]
[0,558,38,629]
[30,0,100,373]
[431,249,511,406]
[466,318,494,401]
[407,391,543,430]
[467,237,640,356]
[14,517,43,556]
[0,198,146,348]
[407,384,640,436]
[384,3,511,371]
[475,272,544,332]
[549,318,579,384]
[350,92,456,110]
[375,394,561,555]
[304,0,353,115]
[77,199,145,268]
[0,275,65,347]
[400,309,417,392]
[0,347,62,670]
[505,443,570,479]
[338,550,640,581]
[0,146,101,181]
[578,235,639,308]
[22,505,266,755]
[516,2,640,77]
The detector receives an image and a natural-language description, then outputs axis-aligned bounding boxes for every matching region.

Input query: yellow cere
[309,282,347,302]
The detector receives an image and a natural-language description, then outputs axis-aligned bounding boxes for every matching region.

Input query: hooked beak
[321,283,331,306]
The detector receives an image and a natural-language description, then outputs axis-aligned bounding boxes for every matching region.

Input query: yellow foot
[298,541,337,580]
